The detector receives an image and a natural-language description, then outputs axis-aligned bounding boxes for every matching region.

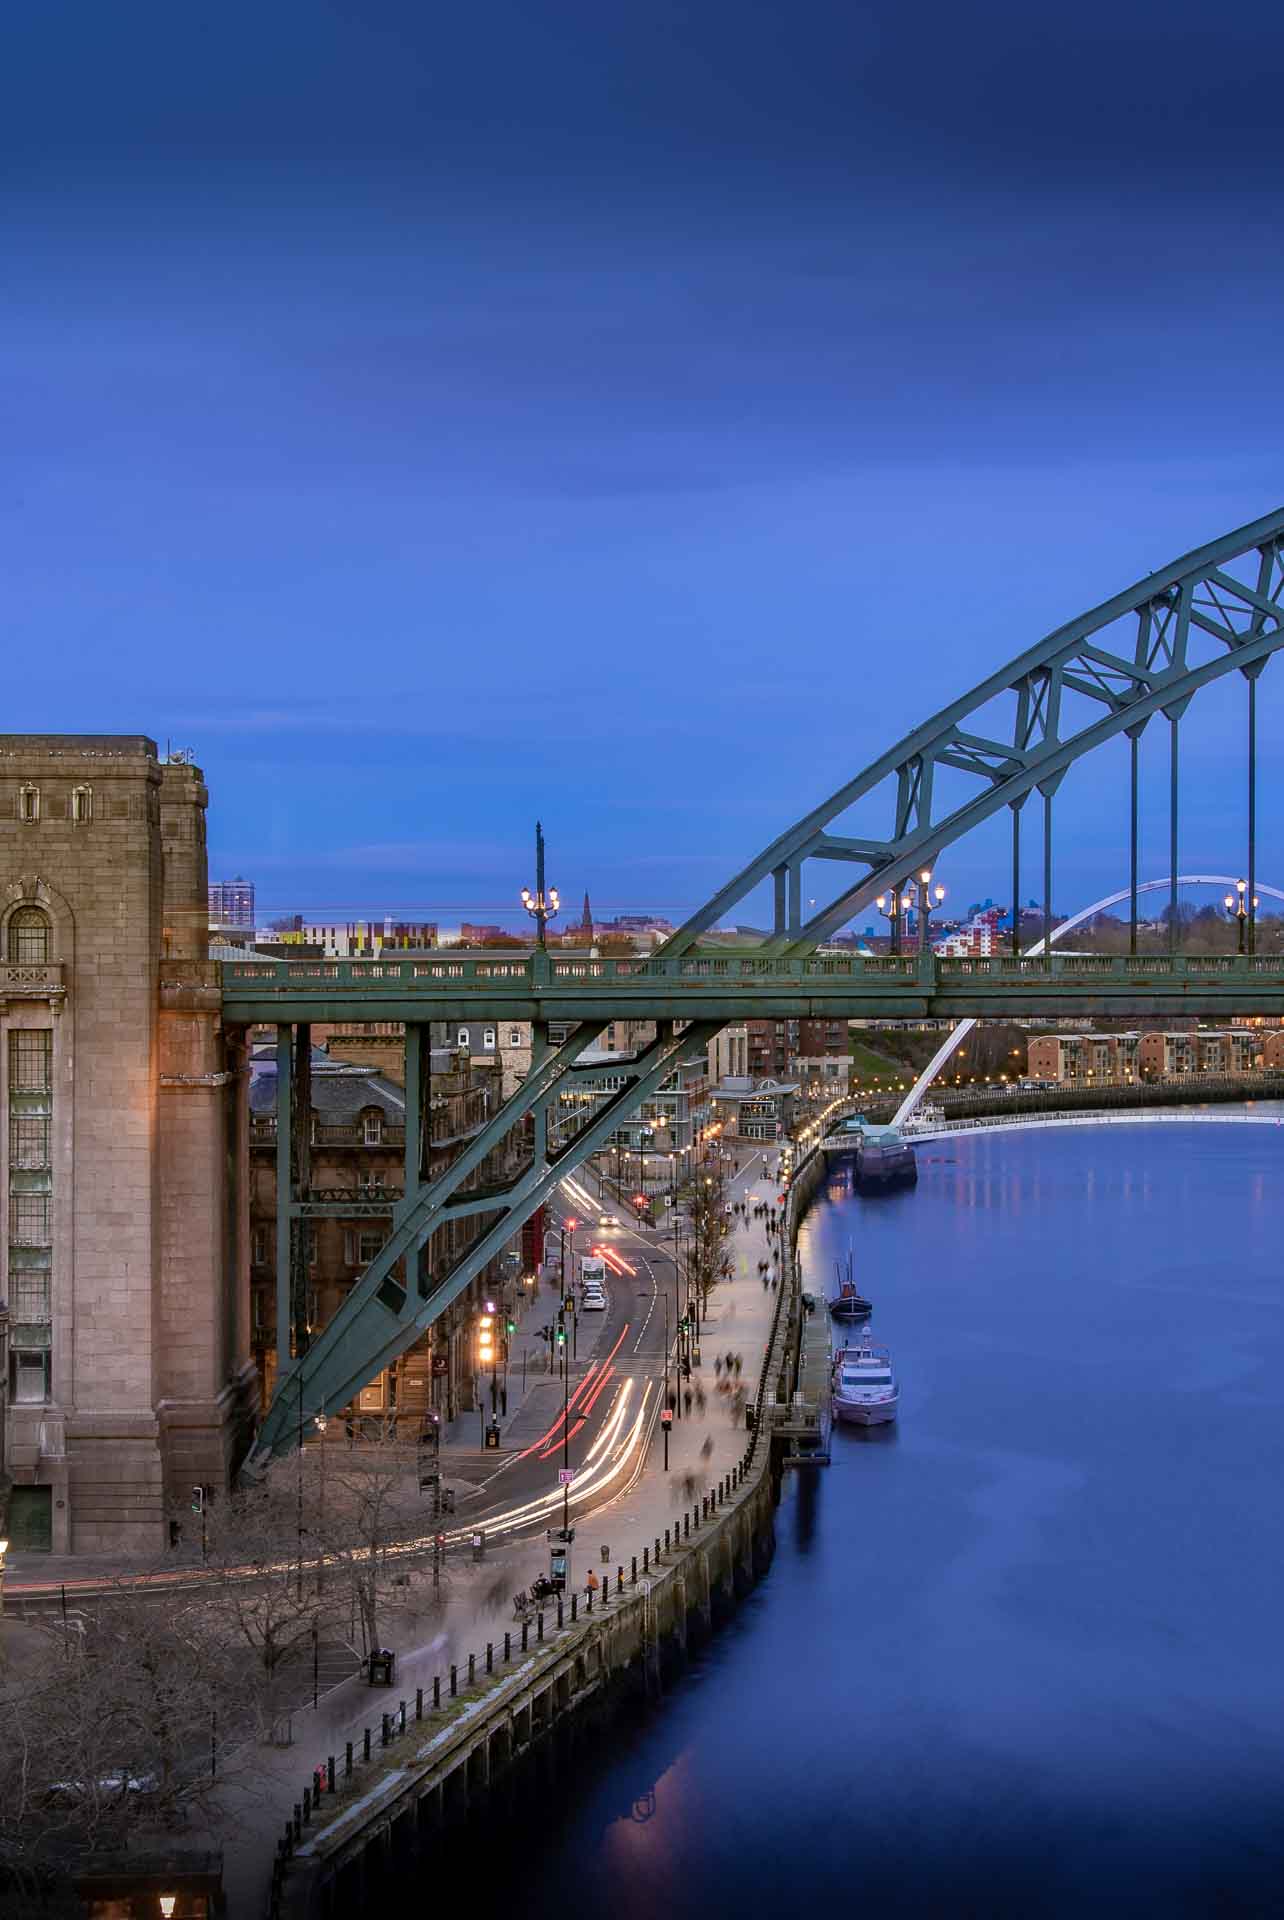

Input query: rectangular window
[359,1230,383,1264]
[12,1349,50,1404]
[9,1030,52,1093]
[9,1272,51,1321]
[10,1193,51,1244]
[363,1113,383,1146]
[251,1228,268,1266]
[509,1029,522,1047]
[9,1114,50,1168]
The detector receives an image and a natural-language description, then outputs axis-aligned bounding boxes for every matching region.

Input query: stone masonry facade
[0,736,256,1553]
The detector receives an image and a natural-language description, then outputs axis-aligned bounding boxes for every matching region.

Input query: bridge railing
[220,948,1284,1002]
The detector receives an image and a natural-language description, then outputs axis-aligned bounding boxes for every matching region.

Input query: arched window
[18,784,39,824]
[71,785,93,824]
[9,908,50,965]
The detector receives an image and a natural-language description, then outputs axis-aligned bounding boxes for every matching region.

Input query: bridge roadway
[220,947,1284,1023]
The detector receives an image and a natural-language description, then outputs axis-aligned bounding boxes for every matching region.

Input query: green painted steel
[252,1021,716,1460]
[237,507,1284,1458]
[225,947,1284,1024]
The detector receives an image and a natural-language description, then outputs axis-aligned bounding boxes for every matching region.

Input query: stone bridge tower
[0,735,255,1553]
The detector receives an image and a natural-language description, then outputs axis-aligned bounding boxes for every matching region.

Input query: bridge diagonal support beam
[275,1026,292,1378]
[251,1019,720,1459]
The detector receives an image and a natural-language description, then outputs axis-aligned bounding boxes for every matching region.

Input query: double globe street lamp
[1224,877,1259,955]
[520,820,560,948]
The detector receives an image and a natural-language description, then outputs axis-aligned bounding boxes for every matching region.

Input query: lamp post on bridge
[876,886,914,956]
[916,870,946,954]
[1225,879,1258,956]
[520,821,560,950]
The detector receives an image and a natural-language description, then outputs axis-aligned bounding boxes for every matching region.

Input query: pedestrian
[586,1568,599,1596]
[734,1353,743,1378]
[695,1384,707,1415]
[684,1386,694,1417]
[761,1271,769,1291]
[700,1436,713,1460]
[714,1355,723,1378]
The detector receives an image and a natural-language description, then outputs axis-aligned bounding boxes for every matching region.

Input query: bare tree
[688,1154,734,1310]
[313,1415,430,1657]
[201,1464,317,1731]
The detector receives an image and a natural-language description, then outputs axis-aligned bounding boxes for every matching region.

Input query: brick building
[248,1045,519,1423]
[1027,1032,1141,1084]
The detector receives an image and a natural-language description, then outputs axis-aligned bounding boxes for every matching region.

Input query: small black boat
[829,1251,872,1321]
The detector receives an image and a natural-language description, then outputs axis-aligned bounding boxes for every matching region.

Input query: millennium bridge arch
[245,507,1284,1457]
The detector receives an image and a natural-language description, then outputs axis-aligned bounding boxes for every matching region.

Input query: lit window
[18,784,39,824]
[457,1028,470,1049]
[9,908,50,966]
[71,785,92,824]
[483,1027,496,1049]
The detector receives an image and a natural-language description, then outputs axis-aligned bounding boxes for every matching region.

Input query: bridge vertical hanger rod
[1129,735,1139,956]
[275,1026,292,1374]
[404,1024,426,1199]
[788,862,802,937]
[772,865,787,936]
[1169,719,1179,956]
[1042,793,1053,970]
[1010,806,1020,958]
[1248,676,1257,956]
[531,1022,549,1165]
[291,1026,312,1357]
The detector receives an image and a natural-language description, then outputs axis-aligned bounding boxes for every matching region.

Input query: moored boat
[829,1249,872,1321]
[832,1334,899,1426]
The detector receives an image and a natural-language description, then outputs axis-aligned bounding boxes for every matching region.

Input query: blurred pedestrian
[714,1355,723,1378]
[684,1386,693,1416]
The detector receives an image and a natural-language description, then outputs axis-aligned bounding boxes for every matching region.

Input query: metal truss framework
[246,507,1284,1458]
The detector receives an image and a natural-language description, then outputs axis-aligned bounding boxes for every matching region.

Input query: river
[471,1121,1284,1916]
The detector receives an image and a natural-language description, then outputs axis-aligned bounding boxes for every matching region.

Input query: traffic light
[190,1485,205,1515]
[506,1318,516,1335]
[563,1294,575,1314]
[556,1325,566,1347]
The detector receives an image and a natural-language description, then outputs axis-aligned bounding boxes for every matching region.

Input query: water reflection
[462,1125,1284,1917]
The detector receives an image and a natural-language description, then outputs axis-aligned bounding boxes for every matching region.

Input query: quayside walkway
[215,1159,789,1918]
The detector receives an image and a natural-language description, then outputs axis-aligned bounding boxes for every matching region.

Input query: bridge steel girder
[251,1019,717,1461]
[657,507,1284,955]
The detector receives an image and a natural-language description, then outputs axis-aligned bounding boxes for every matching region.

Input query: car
[581,1286,607,1310]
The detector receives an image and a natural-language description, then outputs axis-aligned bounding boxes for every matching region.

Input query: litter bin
[368,1649,396,1687]
[600,1543,611,1563]
[485,1422,501,1450]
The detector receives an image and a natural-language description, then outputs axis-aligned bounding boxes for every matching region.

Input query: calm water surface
[475,1125,1284,1916]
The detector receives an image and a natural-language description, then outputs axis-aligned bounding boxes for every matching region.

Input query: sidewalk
[217,1160,789,1917]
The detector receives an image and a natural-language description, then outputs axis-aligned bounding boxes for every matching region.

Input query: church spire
[580,891,593,935]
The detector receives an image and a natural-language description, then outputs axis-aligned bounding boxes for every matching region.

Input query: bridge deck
[219,949,1284,1023]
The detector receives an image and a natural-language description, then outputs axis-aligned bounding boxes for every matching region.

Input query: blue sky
[6,2,1284,925]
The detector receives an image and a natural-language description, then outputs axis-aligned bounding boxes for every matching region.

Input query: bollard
[450,1664,458,1698]
[643,1547,649,1573]
[381,1713,390,1747]
[303,1786,312,1824]
[293,1805,302,1844]
[664,1527,670,1553]
[587,1585,593,1613]
[362,1728,371,1763]
[504,1631,511,1662]
[655,1535,662,1562]
[433,1674,441,1710]
[468,1653,476,1685]
[618,1565,624,1595]
[399,1701,406,1734]
[522,1619,529,1652]
[345,1741,353,1778]
[684,1513,689,1539]
[631,1554,637,1584]
[416,1687,423,1721]
[557,1600,564,1629]
[538,1610,545,1641]
[571,1592,578,1622]
[327,1755,336,1795]
[283,1820,294,1855]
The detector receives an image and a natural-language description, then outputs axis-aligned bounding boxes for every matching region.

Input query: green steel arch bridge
[243,506,1284,1457]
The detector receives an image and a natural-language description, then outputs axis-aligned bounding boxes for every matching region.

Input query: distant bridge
[246,506,1284,1458]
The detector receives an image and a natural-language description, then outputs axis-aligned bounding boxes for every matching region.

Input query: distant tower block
[0,736,256,1553]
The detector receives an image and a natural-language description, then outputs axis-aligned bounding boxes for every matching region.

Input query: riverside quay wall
[270,1146,829,1920]
[274,1465,778,1920]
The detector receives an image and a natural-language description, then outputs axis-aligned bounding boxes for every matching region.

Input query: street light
[1224,878,1258,955]
[876,886,915,956]
[519,819,560,949]
[917,869,946,953]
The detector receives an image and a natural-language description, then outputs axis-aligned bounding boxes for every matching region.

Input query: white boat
[832,1335,899,1426]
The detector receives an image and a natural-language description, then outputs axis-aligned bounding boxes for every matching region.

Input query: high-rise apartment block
[209,874,256,929]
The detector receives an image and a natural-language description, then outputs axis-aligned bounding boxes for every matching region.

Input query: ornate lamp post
[916,869,946,953]
[1224,878,1258,955]
[876,886,914,956]
[520,821,560,949]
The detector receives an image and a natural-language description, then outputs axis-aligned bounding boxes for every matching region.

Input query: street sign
[558,1468,575,1485]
